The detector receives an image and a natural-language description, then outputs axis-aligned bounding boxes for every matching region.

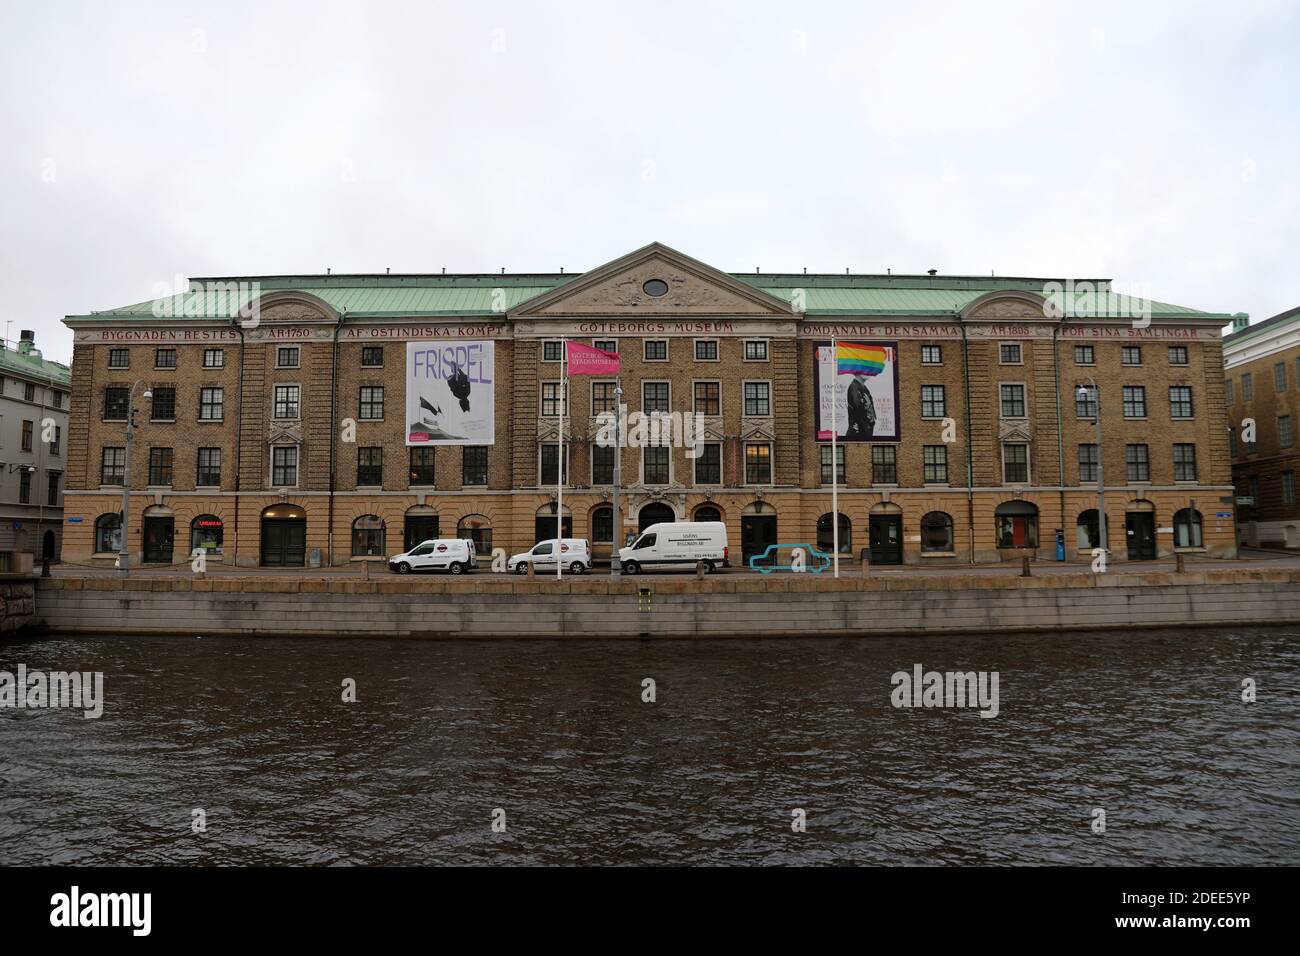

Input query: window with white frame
[1002,443,1029,483]
[744,340,768,361]
[743,381,770,417]
[694,339,719,361]
[643,340,668,362]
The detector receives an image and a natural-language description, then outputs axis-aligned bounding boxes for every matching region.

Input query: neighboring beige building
[60,243,1238,568]
[1224,306,1300,547]
[0,330,71,560]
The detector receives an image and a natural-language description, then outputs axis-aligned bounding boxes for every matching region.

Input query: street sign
[1236,496,1255,506]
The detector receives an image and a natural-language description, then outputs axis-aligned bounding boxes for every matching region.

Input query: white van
[508,538,592,575]
[388,538,477,574]
[618,522,728,574]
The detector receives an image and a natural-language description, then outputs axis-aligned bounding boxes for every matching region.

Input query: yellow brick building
[61,243,1238,568]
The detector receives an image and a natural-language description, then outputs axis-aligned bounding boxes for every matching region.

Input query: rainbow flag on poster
[836,342,889,376]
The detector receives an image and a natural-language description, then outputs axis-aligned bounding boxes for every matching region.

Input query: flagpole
[831,336,839,578]
[558,338,566,580]
[611,376,622,577]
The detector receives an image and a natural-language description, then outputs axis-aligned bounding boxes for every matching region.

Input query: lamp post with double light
[1077,378,1107,559]
[117,380,152,575]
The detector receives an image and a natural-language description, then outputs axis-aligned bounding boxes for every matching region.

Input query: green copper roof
[66,271,1227,321]
[0,344,71,385]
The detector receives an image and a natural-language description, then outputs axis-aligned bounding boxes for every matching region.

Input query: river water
[1,627,1297,866]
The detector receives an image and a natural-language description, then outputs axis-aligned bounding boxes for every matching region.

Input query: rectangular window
[694,381,720,416]
[203,348,224,368]
[1173,443,1197,481]
[24,382,35,402]
[744,443,772,484]
[921,385,946,418]
[1249,476,1260,502]
[644,340,668,362]
[361,346,384,367]
[923,445,948,483]
[1276,362,1289,392]
[695,339,718,361]
[1000,383,1026,418]
[52,390,64,410]
[1169,346,1189,366]
[359,386,384,420]
[1169,386,1193,419]
[101,447,125,485]
[103,387,129,420]
[21,419,33,452]
[1121,346,1142,366]
[1076,384,1098,418]
[643,445,671,484]
[1122,386,1146,418]
[540,444,569,485]
[872,445,897,484]
[591,381,617,415]
[1225,379,1235,405]
[744,382,770,417]
[591,444,615,485]
[820,444,846,484]
[155,347,177,369]
[357,447,383,486]
[541,381,568,417]
[199,387,224,421]
[274,385,299,420]
[1074,345,1095,365]
[921,344,943,365]
[148,447,173,486]
[196,447,221,486]
[1284,471,1296,506]
[271,446,298,486]
[108,348,130,369]
[150,386,176,421]
[50,425,61,457]
[1242,373,1254,402]
[744,340,768,361]
[277,347,299,369]
[643,381,670,414]
[1079,443,1099,482]
[1126,444,1150,481]
[409,447,436,485]
[462,446,488,486]
[19,470,30,504]
[542,340,564,362]
[999,343,1022,364]
[593,339,617,354]
[1281,415,1295,449]
[1229,427,1238,457]
[1002,443,1029,483]
[695,443,722,485]
[46,471,60,508]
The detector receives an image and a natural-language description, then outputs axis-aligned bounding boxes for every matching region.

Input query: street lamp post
[610,381,623,577]
[1078,378,1107,560]
[117,380,151,576]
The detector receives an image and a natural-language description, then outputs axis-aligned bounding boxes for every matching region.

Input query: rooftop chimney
[18,329,36,356]
[1232,313,1249,332]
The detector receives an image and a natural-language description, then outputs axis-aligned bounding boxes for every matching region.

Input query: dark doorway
[142,517,174,564]
[535,515,573,543]
[741,513,778,566]
[869,515,904,565]
[42,530,56,562]
[638,502,675,533]
[1126,512,1157,560]
[261,508,306,567]
[404,515,439,551]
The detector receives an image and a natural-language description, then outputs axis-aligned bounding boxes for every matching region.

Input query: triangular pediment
[510,242,794,317]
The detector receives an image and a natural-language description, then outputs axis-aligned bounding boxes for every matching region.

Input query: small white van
[508,538,592,575]
[618,522,728,574]
[388,538,477,574]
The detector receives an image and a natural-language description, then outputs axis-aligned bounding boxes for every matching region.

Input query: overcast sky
[3,0,1297,363]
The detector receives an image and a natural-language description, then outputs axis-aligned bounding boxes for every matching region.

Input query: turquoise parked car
[747,543,833,574]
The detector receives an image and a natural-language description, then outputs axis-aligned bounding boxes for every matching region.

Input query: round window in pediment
[642,279,669,297]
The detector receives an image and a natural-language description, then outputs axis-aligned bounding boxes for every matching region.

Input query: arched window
[1076,510,1100,550]
[694,505,722,523]
[351,515,386,556]
[639,502,675,532]
[816,512,852,554]
[995,501,1039,548]
[1174,509,1203,548]
[191,515,224,555]
[535,502,572,543]
[94,513,122,553]
[458,514,492,554]
[591,506,614,544]
[920,512,954,553]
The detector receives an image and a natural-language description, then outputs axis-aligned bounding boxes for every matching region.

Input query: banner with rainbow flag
[814,340,899,442]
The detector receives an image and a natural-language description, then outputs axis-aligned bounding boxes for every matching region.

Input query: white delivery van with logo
[618,522,728,574]
[388,538,478,574]
[508,538,592,575]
